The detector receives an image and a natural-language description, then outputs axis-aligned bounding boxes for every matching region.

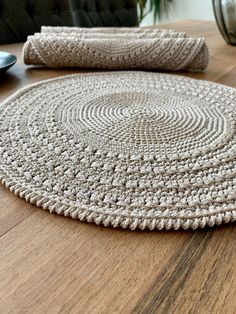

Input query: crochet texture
[0,72,235,230]
[23,27,209,71]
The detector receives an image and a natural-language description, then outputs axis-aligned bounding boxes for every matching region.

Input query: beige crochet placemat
[0,72,235,230]
[23,27,209,71]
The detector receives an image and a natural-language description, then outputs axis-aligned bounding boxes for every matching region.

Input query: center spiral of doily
[63,90,231,158]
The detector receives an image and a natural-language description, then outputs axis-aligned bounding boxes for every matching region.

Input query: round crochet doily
[0,72,235,230]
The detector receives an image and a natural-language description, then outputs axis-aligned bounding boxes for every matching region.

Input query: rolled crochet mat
[23,27,209,71]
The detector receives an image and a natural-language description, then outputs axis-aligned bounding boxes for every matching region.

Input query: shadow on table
[0,71,20,86]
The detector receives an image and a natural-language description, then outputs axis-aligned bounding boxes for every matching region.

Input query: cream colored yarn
[23,27,209,71]
[41,26,187,38]
[0,72,235,230]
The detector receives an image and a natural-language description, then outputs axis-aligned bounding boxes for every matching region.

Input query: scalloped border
[0,72,236,231]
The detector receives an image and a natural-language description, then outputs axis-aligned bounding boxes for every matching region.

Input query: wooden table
[0,20,235,314]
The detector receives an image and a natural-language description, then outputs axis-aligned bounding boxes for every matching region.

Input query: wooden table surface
[0,20,235,314]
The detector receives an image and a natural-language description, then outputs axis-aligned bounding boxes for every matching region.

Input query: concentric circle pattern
[0,72,236,230]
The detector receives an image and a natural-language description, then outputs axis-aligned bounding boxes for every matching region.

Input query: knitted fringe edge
[1,175,236,231]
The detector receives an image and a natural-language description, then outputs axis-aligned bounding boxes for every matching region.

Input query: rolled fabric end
[23,36,42,65]
[186,40,209,71]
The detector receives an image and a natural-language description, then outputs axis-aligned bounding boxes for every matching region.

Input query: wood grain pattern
[0,20,235,314]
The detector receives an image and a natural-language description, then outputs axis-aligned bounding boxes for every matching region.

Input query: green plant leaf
[137,0,173,23]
